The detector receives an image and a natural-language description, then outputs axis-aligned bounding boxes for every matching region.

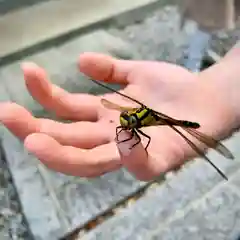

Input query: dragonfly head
[120,111,138,129]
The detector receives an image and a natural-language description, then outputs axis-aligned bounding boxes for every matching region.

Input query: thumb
[116,130,165,181]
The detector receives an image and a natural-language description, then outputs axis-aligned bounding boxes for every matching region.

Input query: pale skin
[0,46,240,181]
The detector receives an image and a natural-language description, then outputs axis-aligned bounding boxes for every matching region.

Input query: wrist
[198,46,240,139]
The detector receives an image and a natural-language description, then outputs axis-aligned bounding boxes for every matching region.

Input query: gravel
[0,147,33,240]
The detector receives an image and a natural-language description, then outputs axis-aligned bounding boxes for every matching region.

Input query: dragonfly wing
[152,115,233,160]
[149,119,168,126]
[167,124,228,180]
[101,98,136,112]
[152,110,200,129]
[152,109,185,123]
[182,127,234,160]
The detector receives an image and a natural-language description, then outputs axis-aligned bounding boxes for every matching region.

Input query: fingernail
[116,130,138,157]
[21,61,38,70]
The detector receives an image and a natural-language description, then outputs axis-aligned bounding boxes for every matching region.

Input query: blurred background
[0,0,239,239]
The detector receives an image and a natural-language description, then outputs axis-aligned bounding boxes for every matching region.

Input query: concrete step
[0,0,174,61]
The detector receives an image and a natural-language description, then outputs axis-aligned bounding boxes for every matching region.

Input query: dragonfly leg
[115,126,124,141]
[115,127,136,144]
[136,129,151,151]
[129,129,141,149]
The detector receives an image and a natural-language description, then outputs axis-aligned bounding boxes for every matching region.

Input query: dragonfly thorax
[120,111,138,129]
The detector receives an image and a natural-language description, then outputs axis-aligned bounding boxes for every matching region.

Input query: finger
[0,102,112,149]
[0,102,40,140]
[0,102,113,148]
[78,52,194,86]
[78,52,140,85]
[39,119,113,149]
[116,131,175,181]
[24,133,122,177]
[22,62,100,121]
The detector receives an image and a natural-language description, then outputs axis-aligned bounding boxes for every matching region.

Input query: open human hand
[0,52,237,181]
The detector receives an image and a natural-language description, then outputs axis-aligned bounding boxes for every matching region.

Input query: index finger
[78,52,139,85]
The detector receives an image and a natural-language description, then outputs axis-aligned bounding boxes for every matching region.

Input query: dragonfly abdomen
[178,120,200,128]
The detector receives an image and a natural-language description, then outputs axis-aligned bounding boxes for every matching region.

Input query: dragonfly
[91,79,234,180]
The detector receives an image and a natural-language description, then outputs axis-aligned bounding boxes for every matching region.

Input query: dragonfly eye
[129,115,137,125]
[120,113,138,128]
